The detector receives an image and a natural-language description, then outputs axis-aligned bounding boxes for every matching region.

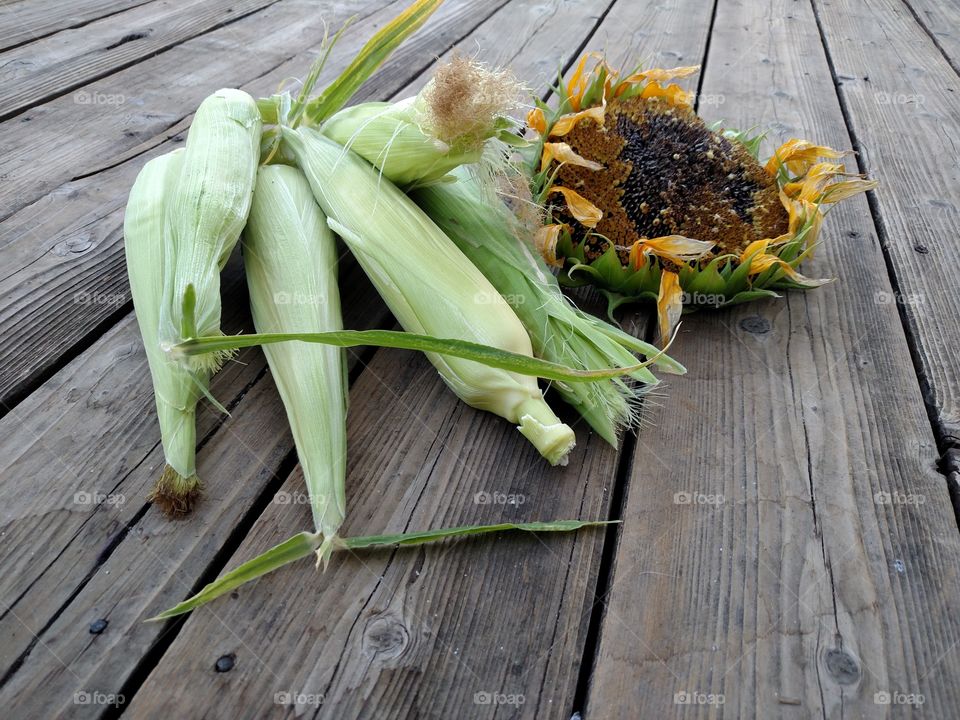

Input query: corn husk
[320,56,521,188]
[283,127,576,465]
[159,88,262,370]
[124,149,207,515]
[243,165,347,560]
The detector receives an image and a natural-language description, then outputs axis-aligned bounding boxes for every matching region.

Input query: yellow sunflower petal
[784,197,809,235]
[749,254,832,287]
[796,163,847,202]
[623,65,700,84]
[540,142,604,173]
[566,54,591,111]
[566,52,615,111]
[534,223,564,267]
[629,241,648,270]
[550,186,602,227]
[801,207,824,248]
[657,270,684,346]
[550,105,606,136]
[637,234,716,265]
[527,107,546,135]
[639,80,693,107]
[765,139,847,176]
[820,177,878,203]
[740,238,771,263]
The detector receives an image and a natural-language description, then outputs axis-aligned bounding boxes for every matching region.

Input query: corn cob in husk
[282,127,577,466]
[125,149,208,515]
[159,88,262,369]
[243,165,348,561]
[321,55,520,188]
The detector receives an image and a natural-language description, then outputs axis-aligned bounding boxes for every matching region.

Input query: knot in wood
[739,315,770,334]
[362,614,409,659]
[824,648,860,685]
[53,235,94,257]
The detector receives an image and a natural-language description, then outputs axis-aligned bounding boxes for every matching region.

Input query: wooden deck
[2,0,959,717]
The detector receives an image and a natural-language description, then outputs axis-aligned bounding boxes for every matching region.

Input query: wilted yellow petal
[749,253,832,287]
[740,238,771,264]
[741,235,830,286]
[802,207,824,247]
[637,234,715,264]
[566,54,590,111]
[550,186,603,227]
[534,224,564,267]
[639,81,693,107]
[624,65,700,83]
[821,177,878,203]
[796,163,845,202]
[540,142,604,173]
[527,107,546,135]
[765,139,847,176]
[565,52,613,111]
[550,105,606,136]
[657,270,684,346]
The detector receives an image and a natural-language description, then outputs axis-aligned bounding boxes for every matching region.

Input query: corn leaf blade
[304,0,443,123]
[340,519,618,550]
[172,328,672,383]
[146,531,320,621]
[149,520,614,620]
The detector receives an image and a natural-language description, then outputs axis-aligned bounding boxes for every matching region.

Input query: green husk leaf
[146,532,320,621]
[148,519,615,620]
[170,328,673,383]
[179,283,198,342]
[722,288,782,306]
[304,0,443,123]
[340,519,617,549]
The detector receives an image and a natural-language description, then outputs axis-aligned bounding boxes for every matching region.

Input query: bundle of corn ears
[127,0,669,618]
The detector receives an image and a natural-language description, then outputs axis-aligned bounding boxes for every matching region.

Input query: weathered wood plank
[0,0,503,221]
[0,0,507,411]
[0,0,512,680]
[0,255,386,678]
[0,0,366,219]
[120,2,636,718]
[127,350,614,720]
[587,0,960,716]
[813,0,960,446]
[901,0,960,74]
[0,0,152,52]
[0,0,281,121]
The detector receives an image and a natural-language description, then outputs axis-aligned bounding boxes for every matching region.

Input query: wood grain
[2,0,958,717]
[0,0,385,220]
[813,0,960,446]
[125,352,614,720]
[0,0,281,120]
[587,0,960,716]
[0,1,586,714]
[0,0,518,693]
[901,0,960,75]
[0,0,152,52]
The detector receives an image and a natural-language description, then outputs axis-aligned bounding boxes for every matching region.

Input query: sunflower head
[555,96,788,260]
[524,54,877,342]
